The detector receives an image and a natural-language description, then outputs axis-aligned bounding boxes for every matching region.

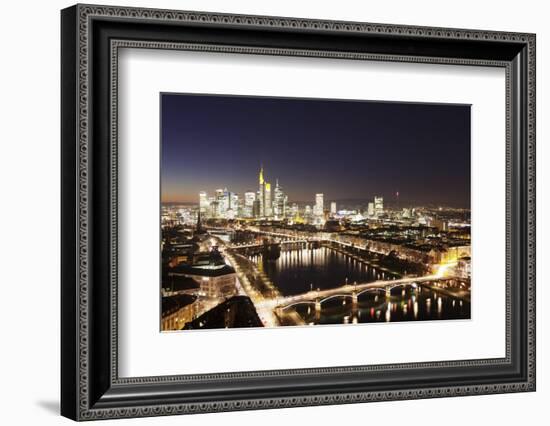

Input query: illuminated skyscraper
[252,199,260,218]
[213,189,225,217]
[258,166,266,217]
[374,196,384,217]
[199,191,209,214]
[273,179,287,219]
[258,165,274,218]
[330,201,337,216]
[244,191,256,218]
[314,193,324,217]
[264,183,272,217]
[226,192,239,219]
[367,202,375,217]
[289,203,299,219]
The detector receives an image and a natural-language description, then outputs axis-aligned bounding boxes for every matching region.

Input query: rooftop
[184,296,263,330]
[161,294,197,317]
[173,263,236,277]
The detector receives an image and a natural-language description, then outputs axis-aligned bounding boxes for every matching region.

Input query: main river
[249,246,470,325]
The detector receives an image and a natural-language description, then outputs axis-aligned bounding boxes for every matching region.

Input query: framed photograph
[61,4,536,421]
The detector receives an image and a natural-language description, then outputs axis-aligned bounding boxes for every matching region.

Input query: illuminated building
[374,196,384,217]
[314,193,324,216]
[161,294,197,331]
[196,167,289,220]
[199,191,209,214]
[252,199,260,218]
[244,191,256,218]
[172,250,237,298]
[330,201,337,216]
[258,166,268,217]
[430,218,448,232]
[367,202,375,217]
[225,208,236,220]
[228,192,239,218]
[313,193,325,225]
[207,200,217,218]
[273,179,287,219]
[214,189,225,217]
[456,256,472,279]
[264,183,272,217]
[256,166,280,218]
[288,203,299,222]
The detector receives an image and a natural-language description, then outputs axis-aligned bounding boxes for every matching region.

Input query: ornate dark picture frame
[61,4,536,421]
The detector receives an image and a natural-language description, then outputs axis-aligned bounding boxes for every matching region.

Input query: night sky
[161,93,470,207]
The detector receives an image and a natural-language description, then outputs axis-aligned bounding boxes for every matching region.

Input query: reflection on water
[251,246,394,296]
[292,287,469,325]
[251,247,470,325]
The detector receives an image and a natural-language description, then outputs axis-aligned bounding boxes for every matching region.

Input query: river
[250,246,470,325]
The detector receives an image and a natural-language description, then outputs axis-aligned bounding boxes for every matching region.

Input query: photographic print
[160,93,471,331]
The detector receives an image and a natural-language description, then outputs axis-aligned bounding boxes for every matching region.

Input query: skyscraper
[330,201,337,216]
[258,166,267,217]
[196,166,287,220]
[264,183,272,217]
[273,179,287,219]
[305,205,312,219]
[214,189,225,218]
[374,196,384,217]
[227,192,239,219]
[367,202,375,217]
[314,193,324,225]
[252,199,260,218]
[257,165,276,218]
[315,194,324,214]
[199,191,209,214]
[244,191,256,218]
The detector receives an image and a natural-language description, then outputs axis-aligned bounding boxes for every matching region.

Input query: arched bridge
[230,239,312,249]
[254,275,457,313]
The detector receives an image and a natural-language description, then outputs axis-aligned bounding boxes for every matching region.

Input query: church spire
[196,209,202,233]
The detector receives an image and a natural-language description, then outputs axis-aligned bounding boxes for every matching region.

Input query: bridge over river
[254,275,460,313]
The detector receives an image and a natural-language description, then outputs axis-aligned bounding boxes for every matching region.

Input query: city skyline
[192,165,395,225]
[161,93,471,207]
[160,93,471,331]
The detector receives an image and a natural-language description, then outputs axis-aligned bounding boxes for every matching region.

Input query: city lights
[161,182,471,331]
[159,94,471,331]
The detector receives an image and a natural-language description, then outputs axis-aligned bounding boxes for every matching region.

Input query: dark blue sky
[161,93,470,207]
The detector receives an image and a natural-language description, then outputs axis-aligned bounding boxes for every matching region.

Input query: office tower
[273,179,286,219]
[289,203,299,219]
[258,165,274,218]
[330,201,337,216]
[244,191,256,218]
[265,183,272,217]
[225,192,238,219]
[314,193,324,217]
[199,191,209,214]
[258,166,266,217]
[367,202,375,217]
[252,199,261,218]
[374,196,384,217]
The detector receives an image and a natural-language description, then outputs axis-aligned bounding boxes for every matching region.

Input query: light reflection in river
[251,247,470,325]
